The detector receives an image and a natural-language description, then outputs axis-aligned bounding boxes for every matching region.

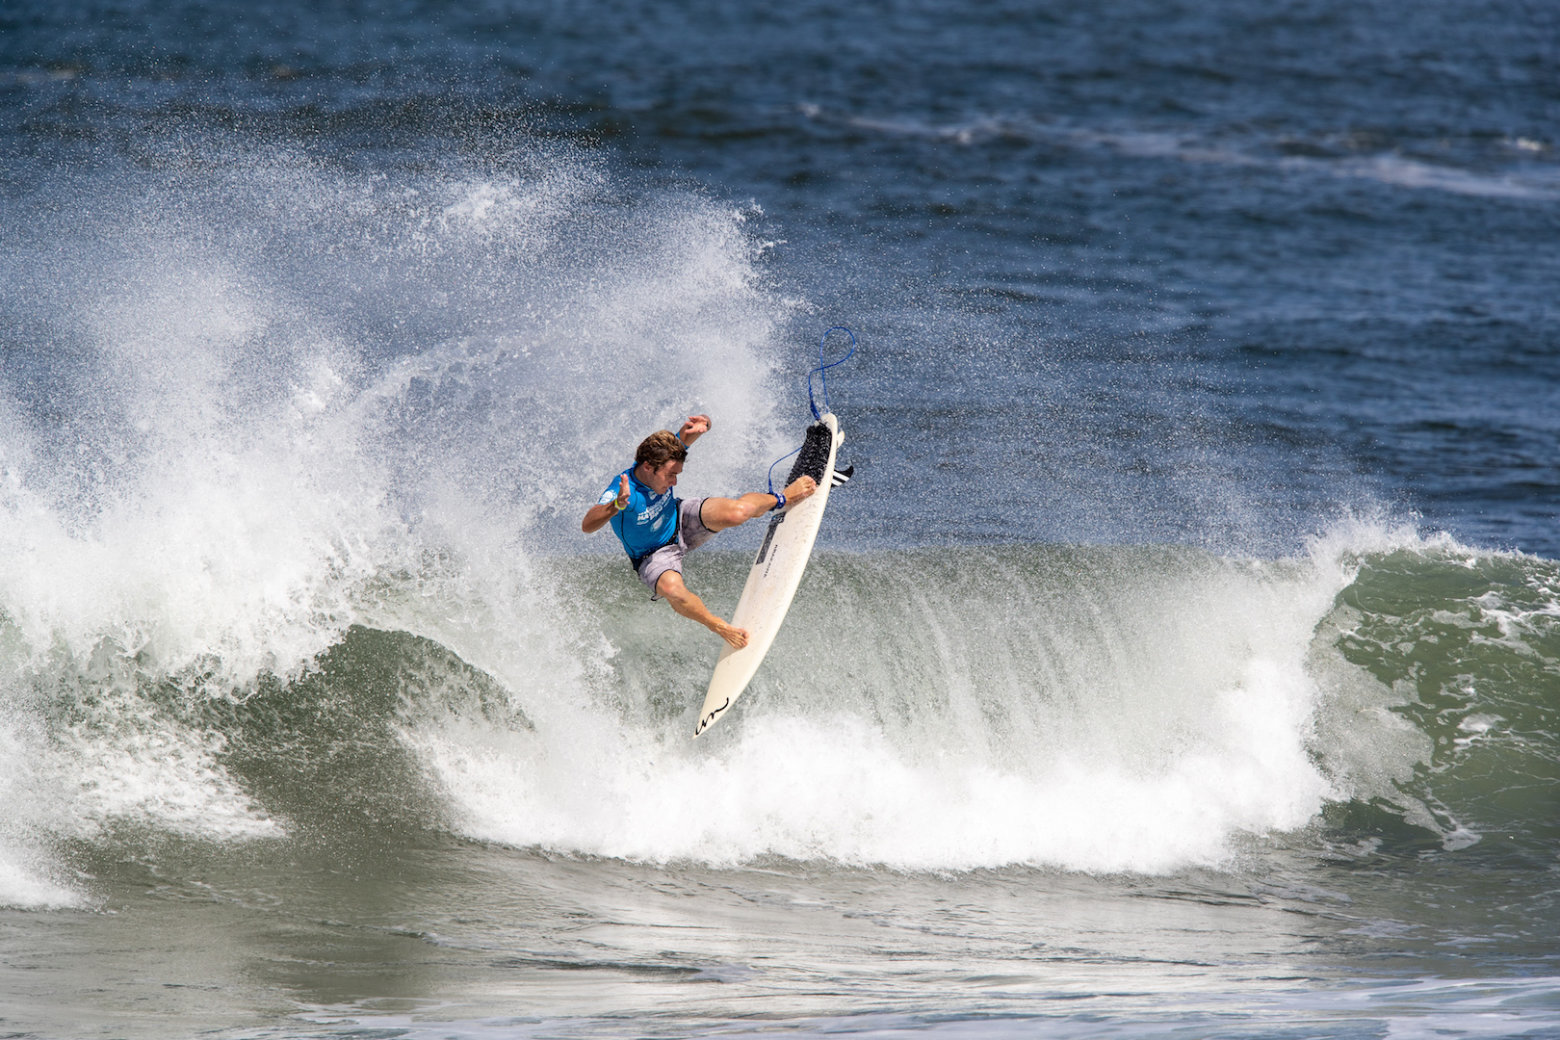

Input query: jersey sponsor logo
[635,493,671,525]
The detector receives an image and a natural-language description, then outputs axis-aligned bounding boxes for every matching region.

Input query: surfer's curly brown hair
[634,430,688,469]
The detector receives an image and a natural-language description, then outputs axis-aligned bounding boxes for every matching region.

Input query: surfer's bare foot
[715,622,749,649]
[783,475,817,506]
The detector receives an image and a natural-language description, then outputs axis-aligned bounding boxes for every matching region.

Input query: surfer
[583,414,817,649]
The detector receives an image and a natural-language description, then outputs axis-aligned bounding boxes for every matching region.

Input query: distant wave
[798,104,1560,202]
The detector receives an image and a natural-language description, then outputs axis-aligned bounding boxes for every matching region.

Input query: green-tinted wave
[1315,546,1560,862]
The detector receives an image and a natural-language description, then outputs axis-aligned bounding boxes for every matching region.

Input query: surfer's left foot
[715,621,749,649]
[782,475,817,507]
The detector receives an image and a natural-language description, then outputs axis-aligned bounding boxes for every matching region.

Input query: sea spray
[0,145,791,906]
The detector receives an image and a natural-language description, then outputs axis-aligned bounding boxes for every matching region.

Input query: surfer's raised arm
[677,413,710,447]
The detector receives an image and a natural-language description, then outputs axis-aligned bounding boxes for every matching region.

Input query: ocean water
[2,1,1558,1037]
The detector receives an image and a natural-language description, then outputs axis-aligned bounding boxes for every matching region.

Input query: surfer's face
[643,460,682,494]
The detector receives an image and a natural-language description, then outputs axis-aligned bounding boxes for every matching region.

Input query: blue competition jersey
[599,467,679,562]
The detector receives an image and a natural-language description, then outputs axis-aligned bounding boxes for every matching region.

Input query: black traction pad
[754,420,835,566]
[786,420,835,486]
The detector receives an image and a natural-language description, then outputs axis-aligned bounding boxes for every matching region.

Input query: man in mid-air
[582,414,817,649]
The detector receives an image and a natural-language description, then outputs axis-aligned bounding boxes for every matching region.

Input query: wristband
[612,497,627,511]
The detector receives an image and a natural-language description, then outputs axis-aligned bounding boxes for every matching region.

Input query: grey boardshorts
[634,497,717,598]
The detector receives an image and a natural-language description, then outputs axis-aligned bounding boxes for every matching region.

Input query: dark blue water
[2,3,1558,1039]
[7,0,1559,553]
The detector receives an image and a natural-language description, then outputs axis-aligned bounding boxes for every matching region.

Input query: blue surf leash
[808,325,856,421]
[766,326,857,498]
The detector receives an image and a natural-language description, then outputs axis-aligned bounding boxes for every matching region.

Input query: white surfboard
[694,412,846,737]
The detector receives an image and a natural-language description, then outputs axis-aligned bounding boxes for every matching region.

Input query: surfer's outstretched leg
[655,571,749,649]
[700,476,818,532]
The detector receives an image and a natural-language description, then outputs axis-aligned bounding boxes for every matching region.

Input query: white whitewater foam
[415,527,1436,874]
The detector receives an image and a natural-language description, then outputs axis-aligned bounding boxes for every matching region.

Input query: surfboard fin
[830,464,854,487]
